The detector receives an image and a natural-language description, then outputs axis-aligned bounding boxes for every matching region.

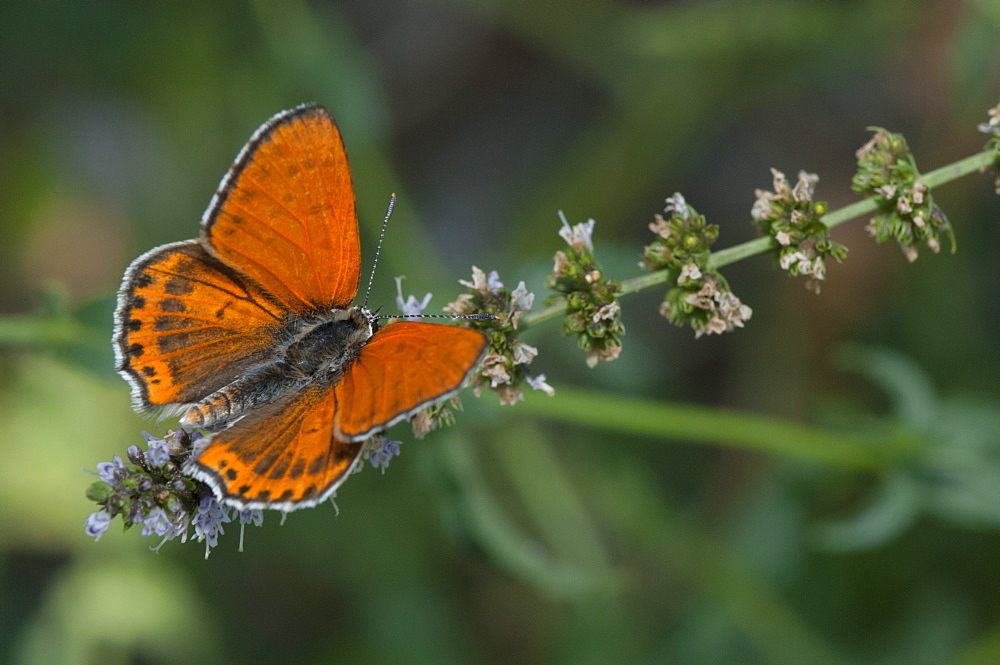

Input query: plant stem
[516,386,916,470]
[521,148,996,329]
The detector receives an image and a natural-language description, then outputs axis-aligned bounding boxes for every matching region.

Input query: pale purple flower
[84,510,112,541]
[95,456,125,483]
[664,193,690,218]
[141,432,171,468]
[459,266,504,294]
[141,507,174,538]
[367,438,402,472]
[394,276,432,319]
[192,496,231,559]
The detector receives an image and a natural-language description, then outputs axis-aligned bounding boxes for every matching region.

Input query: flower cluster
[642,194,752,337]
[980,101,1000,194]
[547,213,624,367]
[83,430,264,558]
[852,127,955,262]
[443,266,552,405]
[751,168,847,293]
[361,435,403,472]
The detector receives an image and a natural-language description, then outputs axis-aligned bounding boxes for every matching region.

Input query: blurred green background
[2,1,999,663]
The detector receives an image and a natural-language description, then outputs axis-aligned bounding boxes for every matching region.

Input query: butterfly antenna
[374,312,496,321]
[362,193,396,310]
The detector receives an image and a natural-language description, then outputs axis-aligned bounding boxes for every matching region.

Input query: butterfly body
[179,306,373,431]
[113,104,488,511]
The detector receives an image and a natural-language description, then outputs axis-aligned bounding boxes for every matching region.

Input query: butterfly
[112,104,488,511]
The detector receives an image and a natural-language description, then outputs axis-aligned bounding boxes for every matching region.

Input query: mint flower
[83,509,112,541]
[643,195,752,336]
[853,127,955,261]
[394,276,432,319]
[548,212,624,368]
[752,168,846,293]
[192,496,231,559]
[84,429,264,556]
[444,266,551,407]
[363,436,403,472]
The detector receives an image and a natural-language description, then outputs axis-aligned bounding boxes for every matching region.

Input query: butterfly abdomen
[179,363,293,430]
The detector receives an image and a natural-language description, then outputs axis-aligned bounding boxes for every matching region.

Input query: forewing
[184,385,364,510]
[202,104,360,313]
[334,322,488,441]
[113,240,286,411]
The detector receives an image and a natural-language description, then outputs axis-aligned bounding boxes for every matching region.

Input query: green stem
[516,385,916,470]
[521,148,996,329]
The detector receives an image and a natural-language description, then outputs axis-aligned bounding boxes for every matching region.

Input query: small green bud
[86,481,114,503]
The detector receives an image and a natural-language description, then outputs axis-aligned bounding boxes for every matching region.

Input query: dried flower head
[752,168,846,293]
[548,212,624,367]
[852,127,955,259]
[643,195,752,335]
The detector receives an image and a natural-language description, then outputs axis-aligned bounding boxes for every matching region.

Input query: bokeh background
[2,1,999,663]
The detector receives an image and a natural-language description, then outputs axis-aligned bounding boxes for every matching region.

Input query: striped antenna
[362,193,396,310]
[363,193,495,323]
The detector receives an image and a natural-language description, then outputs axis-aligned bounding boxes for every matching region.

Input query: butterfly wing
[184,384,364,510]
[113,240,286,411]
[334,322,489,441]
[201,104,360,313]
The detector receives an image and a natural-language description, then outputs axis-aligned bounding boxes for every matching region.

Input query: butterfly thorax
[179,306,373,431]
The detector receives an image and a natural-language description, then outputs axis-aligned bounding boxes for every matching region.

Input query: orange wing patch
[185,385,364,509]
[114,240,286,410]
[334,322,489,441]
[202,104,360,314]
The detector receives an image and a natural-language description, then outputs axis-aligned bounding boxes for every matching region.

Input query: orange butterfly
[113,104,488,511]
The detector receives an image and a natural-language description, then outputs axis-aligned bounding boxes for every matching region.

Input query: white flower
[557,211,595,252]
[480,353,511,387]
[678,263,702,283]
[512,342,538,365]
[897,196,913,214]
[526,373,556,396]
[927,237,941,253]
[592,302,619,323]
[875,184,897,199]
[780,250,806,271]
[510,281,535,312]
[770,168,790,197]
[792,171,819,202]
[775,231,793,246]
[664,193,689,218]
[751,189,776,221]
